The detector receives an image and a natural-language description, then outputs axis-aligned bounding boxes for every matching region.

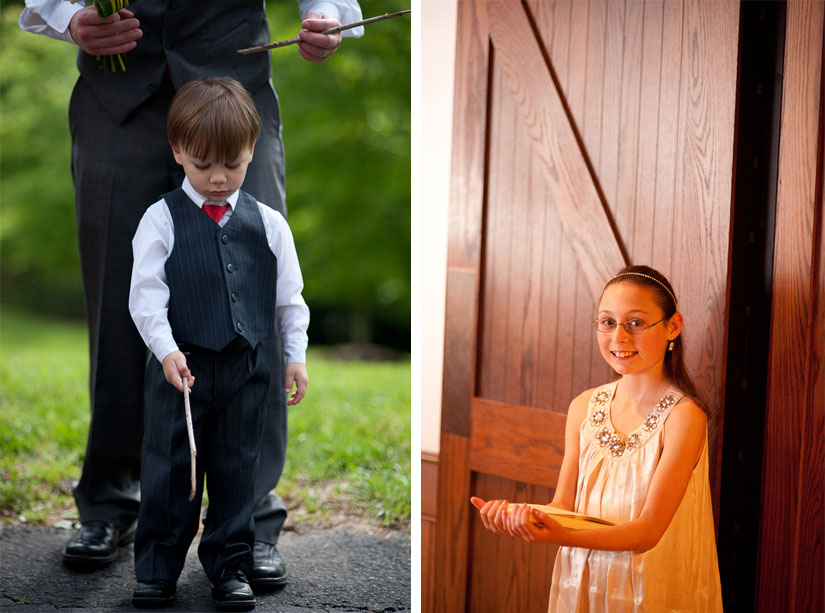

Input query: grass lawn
[0,307,410,529]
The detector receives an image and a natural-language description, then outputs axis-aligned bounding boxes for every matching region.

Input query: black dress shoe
[212,567,256,611]
[248,542,287,590]
[62,520,137,566]
[132,581,175,608]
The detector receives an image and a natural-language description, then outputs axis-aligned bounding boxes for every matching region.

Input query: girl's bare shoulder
[664,395,708,441]
[670,395,707,423]
[566,386,598,421]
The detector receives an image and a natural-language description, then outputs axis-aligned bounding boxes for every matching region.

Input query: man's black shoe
[62,520,137,566]
[248,542,287,590]
[212,567,256,611]
[132,581,175,608]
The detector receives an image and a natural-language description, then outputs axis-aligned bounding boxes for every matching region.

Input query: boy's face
[172,145,254,202]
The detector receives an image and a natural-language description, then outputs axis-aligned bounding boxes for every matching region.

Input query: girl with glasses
[471,265,723,612]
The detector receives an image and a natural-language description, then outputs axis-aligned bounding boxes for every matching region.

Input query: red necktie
[202,203,229,224]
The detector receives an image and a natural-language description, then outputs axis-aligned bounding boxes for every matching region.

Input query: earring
[667,340,674,352]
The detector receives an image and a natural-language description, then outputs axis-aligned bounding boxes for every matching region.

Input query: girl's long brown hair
[602,265,708,415]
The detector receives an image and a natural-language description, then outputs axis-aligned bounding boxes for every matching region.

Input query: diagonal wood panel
[476,67,614,409]
[487,3,627,299]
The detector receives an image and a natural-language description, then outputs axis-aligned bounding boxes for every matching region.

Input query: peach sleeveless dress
[548,381,723,612]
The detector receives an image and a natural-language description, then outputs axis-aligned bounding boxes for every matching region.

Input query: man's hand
[161,351,194,393]
[297,12,342,63]
[69,6,142,56]
[284,362,308,406]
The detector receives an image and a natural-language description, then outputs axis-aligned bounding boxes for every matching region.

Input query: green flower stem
[93,0,131,73]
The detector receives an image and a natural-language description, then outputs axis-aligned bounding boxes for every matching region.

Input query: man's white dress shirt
[20,0,364,42]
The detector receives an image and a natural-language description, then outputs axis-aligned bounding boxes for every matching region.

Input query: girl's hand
[470,496,511,535]
[507,503,566,544]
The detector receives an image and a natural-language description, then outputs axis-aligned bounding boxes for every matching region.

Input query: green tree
[266,1,410,348]
[0,5,82,314]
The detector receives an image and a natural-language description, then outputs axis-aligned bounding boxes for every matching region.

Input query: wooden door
[756,1,825,609]
[435,1,740,610]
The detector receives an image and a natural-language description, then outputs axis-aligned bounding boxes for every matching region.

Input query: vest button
[236,322,246,332]
[222,234,230,244]
[231,292,240,302]
[226,263,235,273]
[166,41,176,50]
[169,1,179,8]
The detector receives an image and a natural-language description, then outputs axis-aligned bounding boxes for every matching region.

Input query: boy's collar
[181,177,240,210]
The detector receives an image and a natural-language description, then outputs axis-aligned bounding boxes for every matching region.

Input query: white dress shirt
[20,0,364,41]
[129,178,309,365]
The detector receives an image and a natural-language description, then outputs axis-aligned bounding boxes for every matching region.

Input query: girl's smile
[610,350,638,359]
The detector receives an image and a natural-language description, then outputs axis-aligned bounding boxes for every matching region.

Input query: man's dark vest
[77,1,272,124]
[164,188,277,351]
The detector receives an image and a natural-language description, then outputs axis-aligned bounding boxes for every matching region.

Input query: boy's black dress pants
[134,339,269,583]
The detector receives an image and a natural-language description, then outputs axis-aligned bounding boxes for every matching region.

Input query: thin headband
[610,272,678,308]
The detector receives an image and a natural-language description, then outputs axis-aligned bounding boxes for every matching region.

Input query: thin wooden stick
[183,377,197,502]
[237,9,411,55]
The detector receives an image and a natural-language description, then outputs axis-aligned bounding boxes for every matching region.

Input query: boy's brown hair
[167,77,261,163]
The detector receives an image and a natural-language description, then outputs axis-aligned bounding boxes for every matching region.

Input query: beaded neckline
[588,383,679,458]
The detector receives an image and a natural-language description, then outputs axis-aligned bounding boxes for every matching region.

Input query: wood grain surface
[468,474,556,613]
[421,453,439,613]
[436,1,743,610]
[469,398,566,488]
[758,1,825,610]
[434,433,472,613]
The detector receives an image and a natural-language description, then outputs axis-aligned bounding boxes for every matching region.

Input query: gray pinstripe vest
[164,188,277,351]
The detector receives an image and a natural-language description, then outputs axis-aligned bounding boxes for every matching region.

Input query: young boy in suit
[128,77,309,610]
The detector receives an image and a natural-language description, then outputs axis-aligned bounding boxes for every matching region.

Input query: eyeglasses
[592,317,667,335]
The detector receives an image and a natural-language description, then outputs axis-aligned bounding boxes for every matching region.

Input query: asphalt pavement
[0,525,410,612]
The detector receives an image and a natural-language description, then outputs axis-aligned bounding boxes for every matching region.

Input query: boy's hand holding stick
[183,377,197,501]
[236,10,411,55]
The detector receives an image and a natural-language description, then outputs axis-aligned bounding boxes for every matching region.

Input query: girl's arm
[508,397,708,552]
[549,389,590,510]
